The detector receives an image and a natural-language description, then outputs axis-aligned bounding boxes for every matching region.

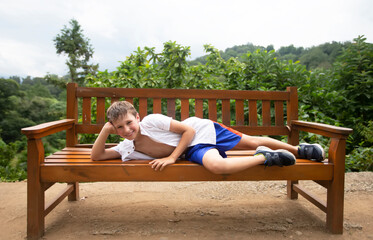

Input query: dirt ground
[1,172,372,240]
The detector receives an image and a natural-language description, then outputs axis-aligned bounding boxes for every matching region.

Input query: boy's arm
[149,119,195,171]
[91,122,121,161]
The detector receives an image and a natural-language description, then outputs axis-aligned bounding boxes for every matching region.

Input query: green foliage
[346,121,373,171]
[346,147,373,172]
[331,36,373,148]
[0,76,66,181]
[0,78,66,143]
[0,137,27,182]
[87,41,195,89]
[0,79,21,118]
[159,41,191,88]
[53,19,98,86]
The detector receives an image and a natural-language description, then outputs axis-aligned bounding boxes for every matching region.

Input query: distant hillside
[190,41,351,70]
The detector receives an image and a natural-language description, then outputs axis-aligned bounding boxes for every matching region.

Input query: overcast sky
[0,0,372,78]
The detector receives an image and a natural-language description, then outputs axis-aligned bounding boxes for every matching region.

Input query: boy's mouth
[125,130,135,138]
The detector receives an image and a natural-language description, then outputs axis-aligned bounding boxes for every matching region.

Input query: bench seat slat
[53,151,91,155]
[40,163,333,182]
[46,149,327,165]
[43,158,329,165]
[46,155,91,159]
[44,154,328,165]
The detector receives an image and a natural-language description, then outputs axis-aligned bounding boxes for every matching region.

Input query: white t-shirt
[111,114,216,161]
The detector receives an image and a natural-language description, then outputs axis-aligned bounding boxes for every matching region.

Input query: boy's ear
[136,113,140,121]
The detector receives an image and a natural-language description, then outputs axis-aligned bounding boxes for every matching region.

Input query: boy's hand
[103,122,117,135]
[149,157,177,171]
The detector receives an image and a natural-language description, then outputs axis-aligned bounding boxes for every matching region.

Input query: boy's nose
[123,126,132,135]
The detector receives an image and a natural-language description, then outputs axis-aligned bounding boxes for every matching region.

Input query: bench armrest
[291,120,353,139]
[21,119,75,139]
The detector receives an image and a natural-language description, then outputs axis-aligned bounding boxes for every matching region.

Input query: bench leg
[326,138,346,234]
[326,180,344,234]
[27,139,45,240]
[27,177,45,240]
[287,180,298,199]
[68,182,79,201]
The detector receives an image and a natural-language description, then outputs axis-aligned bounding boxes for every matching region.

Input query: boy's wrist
[102,125,115,135]
[168,155,178,162]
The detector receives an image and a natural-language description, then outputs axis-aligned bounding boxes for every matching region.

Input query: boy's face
[111,113,140,140]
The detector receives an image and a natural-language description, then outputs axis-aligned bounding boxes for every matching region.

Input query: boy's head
[107,101,138,123]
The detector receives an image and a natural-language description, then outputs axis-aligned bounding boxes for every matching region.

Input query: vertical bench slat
[208,99,217,121]
[82,97,91,124]
[167,99,176,119]
[66,82,78,147]
[195,99,203,118]
[222,99,231,126]
[287,87,299,145]
[153,98,162,114]
[97,97,106,124]
[262,100,271,126]
[235,99,244,126]
[275,101,284,126]
[139,98,147,119]
[249,100,258,126]
[111,97,119,105]
[125,97,133,105]
[181,99,189,121]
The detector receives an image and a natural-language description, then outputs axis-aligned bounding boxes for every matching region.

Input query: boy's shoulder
[141,114,172,130]
[142,114,171,123]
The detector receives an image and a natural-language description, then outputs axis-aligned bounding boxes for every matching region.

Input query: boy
[91,101,324,174]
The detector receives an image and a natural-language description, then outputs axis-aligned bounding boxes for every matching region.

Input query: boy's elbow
[91,153,103,161]
[190,128,196,136]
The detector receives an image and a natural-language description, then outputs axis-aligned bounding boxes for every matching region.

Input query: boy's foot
[255,146,296,167]
[298,143,325,161]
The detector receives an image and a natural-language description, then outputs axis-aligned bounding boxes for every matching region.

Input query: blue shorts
[185,122,242,165]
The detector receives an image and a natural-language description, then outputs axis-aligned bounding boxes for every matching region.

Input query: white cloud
[0,0,372,78]
[0,39,66,77]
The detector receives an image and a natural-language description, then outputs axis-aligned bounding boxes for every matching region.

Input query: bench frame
[22,83,353,239]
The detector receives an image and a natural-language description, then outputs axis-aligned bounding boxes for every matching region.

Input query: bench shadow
[43,195,330,239]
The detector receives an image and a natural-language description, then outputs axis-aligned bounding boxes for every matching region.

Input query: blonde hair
[107,101,138,123]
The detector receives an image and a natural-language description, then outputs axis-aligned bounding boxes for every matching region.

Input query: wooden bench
[22,82,353,239]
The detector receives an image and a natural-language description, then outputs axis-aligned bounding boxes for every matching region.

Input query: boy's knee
[205,159,229,174]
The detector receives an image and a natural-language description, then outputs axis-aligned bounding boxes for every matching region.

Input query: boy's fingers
[156,162,162,171]
[149,159,170,171]
[151,161,161,171]
[159,163,166,171]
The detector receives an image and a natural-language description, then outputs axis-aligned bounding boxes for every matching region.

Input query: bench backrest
[65,83,299,146]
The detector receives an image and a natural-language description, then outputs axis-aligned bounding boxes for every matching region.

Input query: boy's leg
[202,148,266,174]
[233,134,299,157]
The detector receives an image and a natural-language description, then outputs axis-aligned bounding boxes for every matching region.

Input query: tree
[0,79,20,119]
[53,19,98,86]
[331,35,373,147]
[300,48,330,69]
[158,41,191,88]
